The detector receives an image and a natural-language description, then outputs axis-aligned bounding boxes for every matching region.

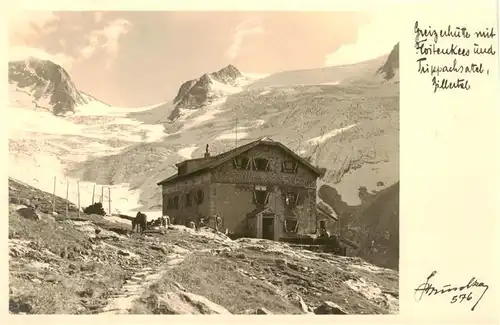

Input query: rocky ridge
[168,64,244,120]
[376,43,399,81]
[8,57,103,115]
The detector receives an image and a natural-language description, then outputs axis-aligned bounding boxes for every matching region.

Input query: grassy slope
[134,247,398,315]
[9,180,398,315]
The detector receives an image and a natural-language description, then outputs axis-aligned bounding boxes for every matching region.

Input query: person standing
[214,214,222,232]
[159,215,167,234]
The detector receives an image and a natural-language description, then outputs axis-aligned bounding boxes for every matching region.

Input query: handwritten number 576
[450,292,473,304]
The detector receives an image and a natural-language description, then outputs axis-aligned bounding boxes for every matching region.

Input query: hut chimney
[204,144,211,158]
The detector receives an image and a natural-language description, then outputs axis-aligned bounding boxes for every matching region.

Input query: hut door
[261,212,278,240]
[262,216,274,240]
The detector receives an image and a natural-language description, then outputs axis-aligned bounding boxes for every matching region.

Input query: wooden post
[101,187,104,203]
[77,181,81,218]
[108,187,111,216]
[52,176,56,213]
[338,218,341,236]
[235,118,238,148]
[65,179,69,217]
[91,184,96,204]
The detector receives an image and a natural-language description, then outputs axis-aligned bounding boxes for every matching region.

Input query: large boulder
[16,207,41,221]
[256,307,273,314]
[314,301,348,315]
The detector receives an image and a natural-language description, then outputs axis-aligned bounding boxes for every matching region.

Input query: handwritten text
[414,270,490,311]
[414,21,496,93]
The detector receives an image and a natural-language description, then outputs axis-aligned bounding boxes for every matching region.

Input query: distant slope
[246,55,388,90]
[125,101,175,125]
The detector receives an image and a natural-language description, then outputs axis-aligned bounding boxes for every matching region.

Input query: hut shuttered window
[167,197,173,209]
[172,196,179,209]
[282,160,298,174]
[167,196,179,210]
[185,192,192,207]
[253,185,270,205]
[233,156,251,170]
[196,189,204,204]
[284,219,299,233]
[284,191,301,208]
[253,158,271,171]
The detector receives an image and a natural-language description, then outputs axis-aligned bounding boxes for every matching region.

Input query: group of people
[132,211,222,234]
[188,213,222,232]
[317,227,331,238]
[131,212,170,234]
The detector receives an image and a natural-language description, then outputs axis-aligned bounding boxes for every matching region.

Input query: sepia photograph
[8,10,399,315]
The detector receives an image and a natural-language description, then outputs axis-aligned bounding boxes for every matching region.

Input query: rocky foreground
[8,179,398,315]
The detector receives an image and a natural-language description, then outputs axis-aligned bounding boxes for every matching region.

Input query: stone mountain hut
[157,137,330,241]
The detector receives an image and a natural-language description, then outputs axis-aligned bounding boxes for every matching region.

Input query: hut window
[282,160,297,173]
[172,196,179,209]
[284,191,300,208]
[196,189,204,204]
[319,220,326,229]
[284,219,299,232]
[253,188,269,205]
[253,158,270,171]
[233,156,250,170]
[185,192,192,207]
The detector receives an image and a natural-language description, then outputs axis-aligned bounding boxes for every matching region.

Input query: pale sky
[8,10,401,107]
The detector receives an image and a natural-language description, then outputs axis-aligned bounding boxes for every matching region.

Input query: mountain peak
[199,73,212,83]
[8,57,94,115]
[218,64,241,75]
[376,43,399,81]
[170,64,244,119]
[212,64,243,84]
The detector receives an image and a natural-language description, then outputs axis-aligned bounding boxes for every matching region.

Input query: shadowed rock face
[355,182,399,270]
[173,79,197,105]
[169,64,244,120]
[319,182,399,270]
[175,74,213,109]
[376,43,399,80]
[8,57,91,115]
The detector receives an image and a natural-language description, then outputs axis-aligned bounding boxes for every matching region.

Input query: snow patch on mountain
[307,124,358,145]
[215,131,250,141]
[8,92,168,215]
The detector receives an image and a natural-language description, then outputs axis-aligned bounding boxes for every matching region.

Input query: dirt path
[98,253,186,315]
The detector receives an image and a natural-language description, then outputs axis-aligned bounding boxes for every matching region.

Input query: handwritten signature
[414,271,489,311]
